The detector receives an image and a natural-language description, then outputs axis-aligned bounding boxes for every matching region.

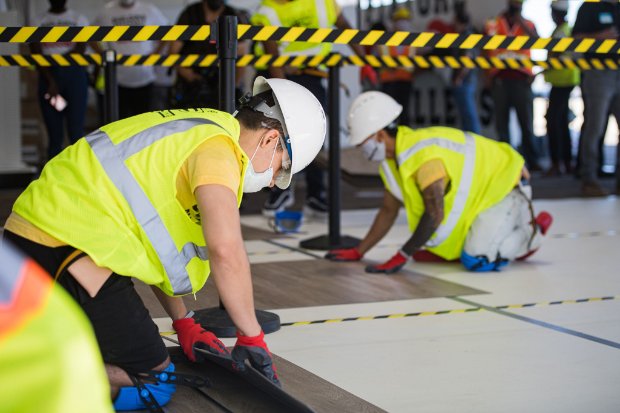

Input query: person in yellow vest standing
[485,0,541,171]
[0,241,113,413]
[251,0,373,218]
[326,92,553,273]
[544,0,580,176]
[3,77,326,410]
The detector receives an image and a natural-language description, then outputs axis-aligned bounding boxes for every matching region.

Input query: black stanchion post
[192,15,280,338]
[103,49,118,123]
[299,60,360,250]
[217,15,237,114]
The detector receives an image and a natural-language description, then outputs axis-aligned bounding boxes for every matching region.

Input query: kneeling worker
[3,77,326,410]
[327,91,552,273]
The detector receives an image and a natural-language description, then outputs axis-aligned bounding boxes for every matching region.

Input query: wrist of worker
[398,248,412,259]
[236,322,262,338]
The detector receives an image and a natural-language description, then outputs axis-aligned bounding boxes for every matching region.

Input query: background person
[3,77,326,410]
[170,0,250,109]
[573,0,620,196]
[251,0,374,218]
[544,0,580,176]
[377,7,415,127]
[485,0,541,171]
[94,0,167,119]
[450,2,481,134]
[326,92,553,273]
[30,0,89,162]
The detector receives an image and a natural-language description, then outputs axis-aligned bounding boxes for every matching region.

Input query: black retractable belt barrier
[103,49,118,123]
[192,15,281,338]
[300,62,360,250]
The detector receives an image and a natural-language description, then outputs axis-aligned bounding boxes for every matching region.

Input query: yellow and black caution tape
[0,52,102,66]
[1,24,619,55]
[3,52,620,71]
[350,54,620,71]
[280,295,619,327]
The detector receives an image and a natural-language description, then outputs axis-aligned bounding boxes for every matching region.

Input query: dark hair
[235,90,285,138]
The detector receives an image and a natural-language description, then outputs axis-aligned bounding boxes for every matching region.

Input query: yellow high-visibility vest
[12,109,247,296]
[251,0,339,57]
[396,126,524,259]
[0,244,113,413]
[544,23,581,87]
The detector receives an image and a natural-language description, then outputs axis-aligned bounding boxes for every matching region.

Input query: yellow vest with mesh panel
[12,109,247,296]
[251,0,339,57]
[396,126,524,260]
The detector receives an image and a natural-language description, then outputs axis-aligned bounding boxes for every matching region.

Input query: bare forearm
[151,286,187,320]
[358,207,399,254]
[210,251,261,337]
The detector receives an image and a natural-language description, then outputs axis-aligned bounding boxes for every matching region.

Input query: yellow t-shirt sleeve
[179,135,241,197]
[4,212,66,247]
[415,159,449,191]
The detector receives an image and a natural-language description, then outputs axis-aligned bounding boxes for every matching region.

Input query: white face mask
[361,137,386,161]
[243,135,278,193]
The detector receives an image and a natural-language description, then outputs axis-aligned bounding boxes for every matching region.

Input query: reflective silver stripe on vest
[315,0,329,29]
[380,161,403,202]
[87,118,225,295]
[0,243,27,303]
[397,133,476,247]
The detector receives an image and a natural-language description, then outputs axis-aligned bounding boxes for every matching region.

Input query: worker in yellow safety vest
[543,0,580,176]
[3,77,326,410]
[0,241,113,413]
[251,0,376,218]
[326,91,553,273]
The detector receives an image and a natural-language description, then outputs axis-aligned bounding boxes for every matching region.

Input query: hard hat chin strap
[235,92,292,160]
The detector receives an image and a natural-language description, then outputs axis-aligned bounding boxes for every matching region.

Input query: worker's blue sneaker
[262,188,294,217]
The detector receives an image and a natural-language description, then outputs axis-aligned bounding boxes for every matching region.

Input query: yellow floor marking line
[279,295,619,327]
[157,295,618,335]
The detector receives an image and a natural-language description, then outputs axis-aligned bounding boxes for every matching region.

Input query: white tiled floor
[159,196,620,412]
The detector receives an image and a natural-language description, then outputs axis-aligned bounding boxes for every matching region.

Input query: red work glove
[360,65,378,86]
[325,247,363,262]
[365,250,409,274]
[232,330,280,387]
[172,317,230,362]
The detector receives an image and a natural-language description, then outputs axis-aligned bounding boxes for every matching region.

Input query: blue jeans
[38,66,88,160]
[451,71,481,134]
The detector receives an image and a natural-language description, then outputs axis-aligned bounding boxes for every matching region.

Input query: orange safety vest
[0,248,50,342]
[378,44,414,83]
[0,244,113,413]
[485,14,535,77]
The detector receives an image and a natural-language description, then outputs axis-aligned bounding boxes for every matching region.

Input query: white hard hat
[551,0,569,12]
[252,77,327,189]
[347,91,403,146]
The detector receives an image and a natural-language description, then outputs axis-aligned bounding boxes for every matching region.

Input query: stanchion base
[193,307,281,338]
[299,234,360,251]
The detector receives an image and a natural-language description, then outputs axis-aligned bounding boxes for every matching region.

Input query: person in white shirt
[30,0,89,161]
[94,0,167,118]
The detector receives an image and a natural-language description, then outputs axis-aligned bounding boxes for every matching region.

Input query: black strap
[128,374,165,413]
[126,368,210,413]
[137,369,211,389]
